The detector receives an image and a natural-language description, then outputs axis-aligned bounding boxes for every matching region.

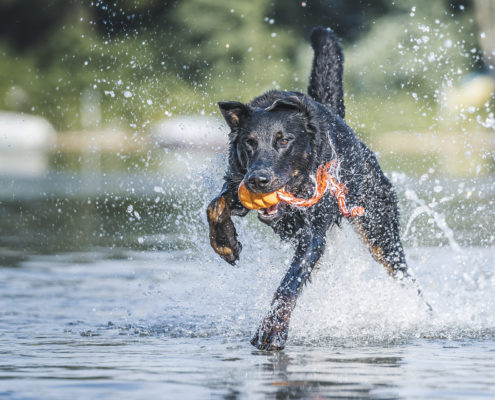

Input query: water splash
[119,153,494,347]
[403,188,461,253]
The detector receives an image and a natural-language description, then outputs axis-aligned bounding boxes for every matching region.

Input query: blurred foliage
[0,0,488,134]
[344,0,485,134]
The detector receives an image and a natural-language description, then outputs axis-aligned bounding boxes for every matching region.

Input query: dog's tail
[307,26,345,119]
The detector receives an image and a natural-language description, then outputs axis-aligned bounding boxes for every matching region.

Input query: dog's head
[219,94,322,222]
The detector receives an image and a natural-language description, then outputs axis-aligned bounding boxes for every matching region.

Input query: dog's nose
[247,172,271,190]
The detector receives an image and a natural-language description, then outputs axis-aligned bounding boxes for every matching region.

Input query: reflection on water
[0,170,210,265]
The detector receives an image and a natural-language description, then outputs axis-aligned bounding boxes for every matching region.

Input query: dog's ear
[266,96,318,137]
[265,96,310,115]
[218,101,251,129]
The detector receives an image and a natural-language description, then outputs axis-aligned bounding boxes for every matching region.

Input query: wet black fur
[208,27,414,350]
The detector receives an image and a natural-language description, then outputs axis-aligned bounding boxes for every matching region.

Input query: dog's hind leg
[351,188,432,311]
[352,213,408,279]
[251,228,328,351]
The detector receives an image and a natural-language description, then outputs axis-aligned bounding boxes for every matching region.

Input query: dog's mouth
[257,202,285,222]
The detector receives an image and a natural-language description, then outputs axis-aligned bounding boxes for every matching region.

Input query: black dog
[207,27,421,351]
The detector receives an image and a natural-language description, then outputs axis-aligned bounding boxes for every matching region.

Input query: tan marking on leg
[228,111,239,123]
[352,220,395,276]
[207,196,226,222]
[210,243,233,257]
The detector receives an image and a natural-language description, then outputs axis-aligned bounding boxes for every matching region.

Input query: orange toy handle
[277,162,364,218]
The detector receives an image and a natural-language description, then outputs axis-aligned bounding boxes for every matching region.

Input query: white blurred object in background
[150,116,228,177]
[0,112,56,176]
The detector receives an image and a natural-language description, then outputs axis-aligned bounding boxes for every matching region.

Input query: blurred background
[0,0,494,264]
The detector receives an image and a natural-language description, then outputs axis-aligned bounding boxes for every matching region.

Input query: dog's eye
[276,133,290,147]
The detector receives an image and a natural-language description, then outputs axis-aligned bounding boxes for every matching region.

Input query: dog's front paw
[251,317,289,351]
[207,195,242,265]
[210,224,242,265]
[250,297,295,351]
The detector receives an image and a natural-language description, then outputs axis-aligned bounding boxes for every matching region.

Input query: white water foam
[178,215,495,346]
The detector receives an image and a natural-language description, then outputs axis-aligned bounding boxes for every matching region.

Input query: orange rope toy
[238,161,365,218]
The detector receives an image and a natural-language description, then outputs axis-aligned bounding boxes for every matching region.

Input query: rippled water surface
[1,242,495,399]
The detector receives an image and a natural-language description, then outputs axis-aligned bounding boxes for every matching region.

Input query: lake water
[1,169,495,399]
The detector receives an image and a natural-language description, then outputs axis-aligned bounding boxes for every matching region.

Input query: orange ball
[238,181,280,210]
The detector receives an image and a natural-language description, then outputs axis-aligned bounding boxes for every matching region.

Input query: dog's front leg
[207,184,247,265]
[251,230,326,351]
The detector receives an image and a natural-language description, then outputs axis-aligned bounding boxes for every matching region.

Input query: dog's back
[308,27,345,119]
